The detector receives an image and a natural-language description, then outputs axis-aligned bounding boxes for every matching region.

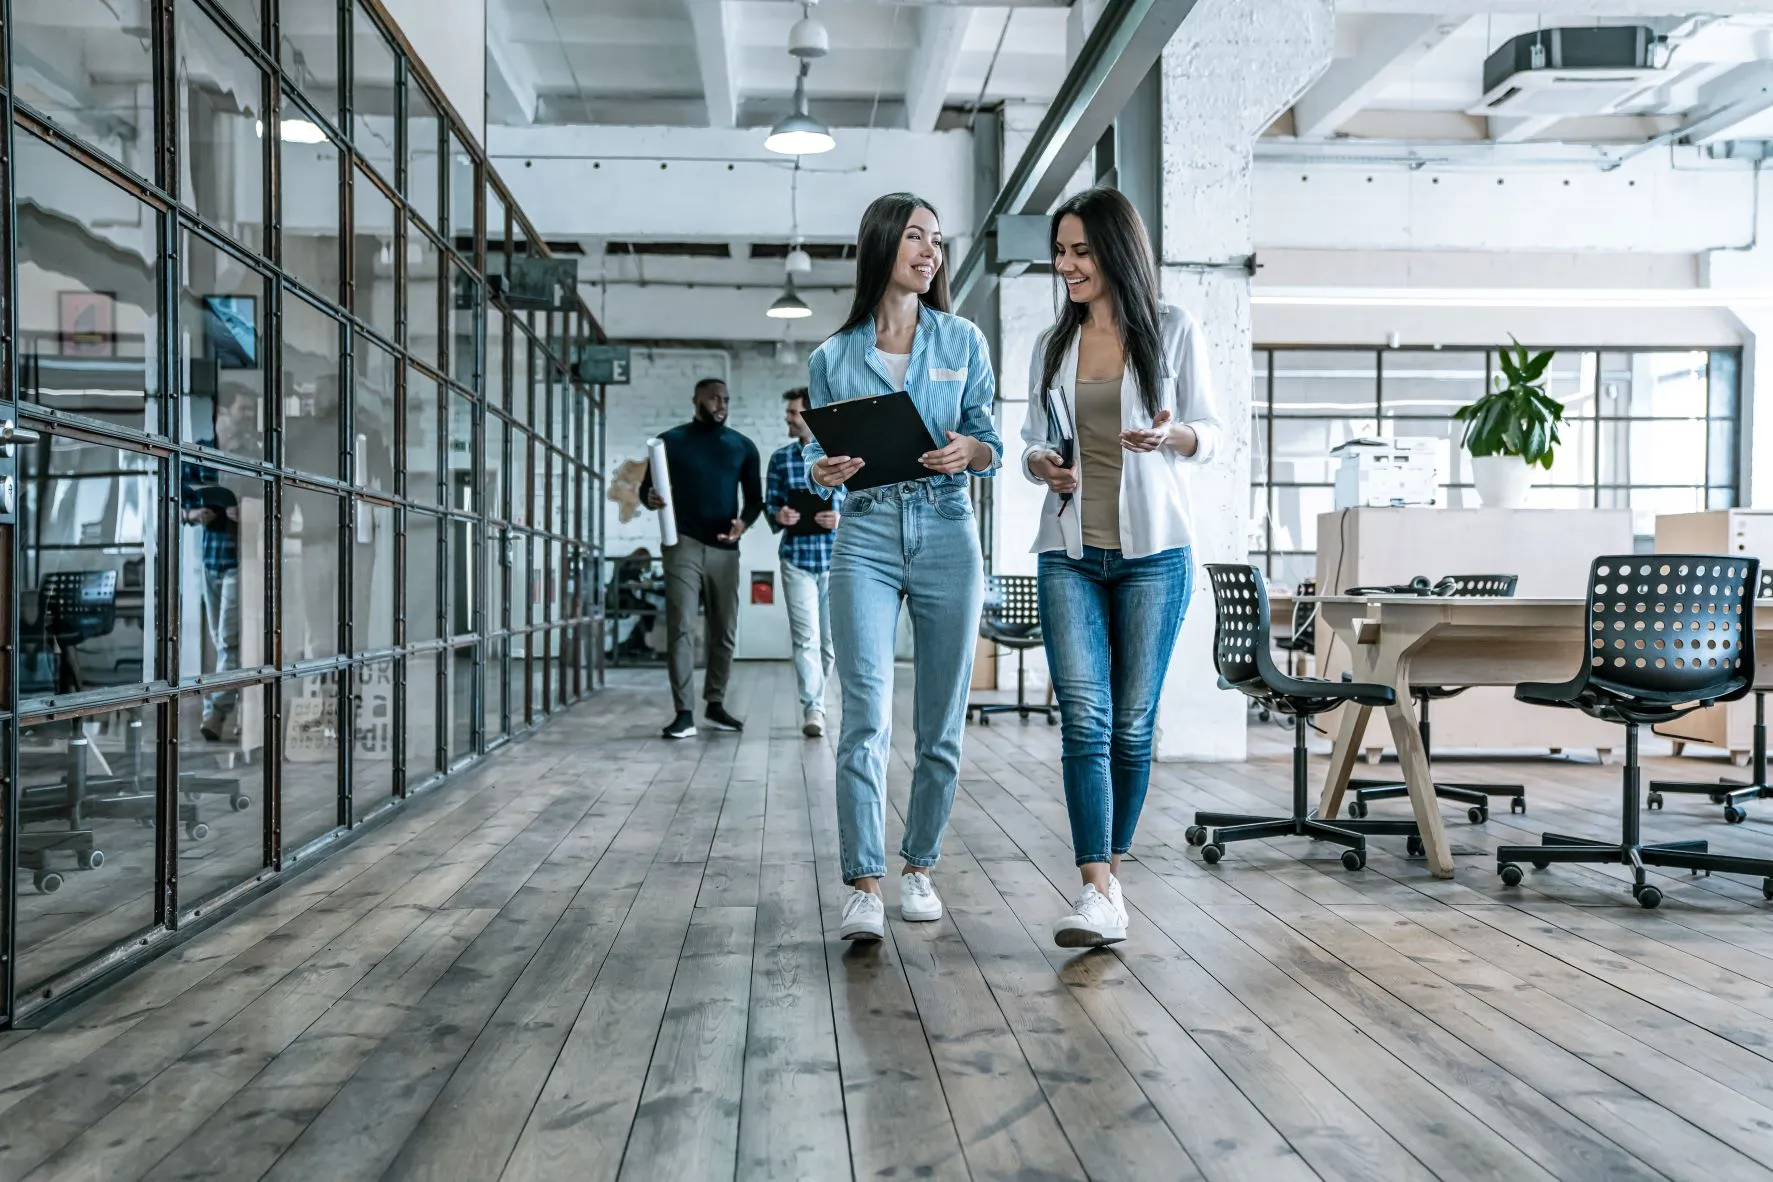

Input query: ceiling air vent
[1471,26,1660,118]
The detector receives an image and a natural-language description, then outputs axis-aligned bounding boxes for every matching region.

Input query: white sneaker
[1053,885,1127,948]
[839,889,885,941]
[900,872,943,922]
[1107,874,1127,921]
[803,710,825,738]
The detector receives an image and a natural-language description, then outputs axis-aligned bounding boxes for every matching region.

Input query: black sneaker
[705,703,744,732]
[662,711,697,740]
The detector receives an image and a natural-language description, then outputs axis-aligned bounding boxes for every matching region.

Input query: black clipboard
[801,391,941,491]
[784,489,832,536]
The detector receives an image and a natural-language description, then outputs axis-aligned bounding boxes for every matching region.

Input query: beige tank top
[1076,373,1124,551]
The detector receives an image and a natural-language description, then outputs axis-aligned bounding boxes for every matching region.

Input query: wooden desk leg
[1386,653,1453,878]
[1318,703,1370,820]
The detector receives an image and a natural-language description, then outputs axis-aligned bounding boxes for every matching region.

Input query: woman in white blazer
[1020,186,1223,948]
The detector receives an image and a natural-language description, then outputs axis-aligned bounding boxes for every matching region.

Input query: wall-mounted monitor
[202,295,258,369]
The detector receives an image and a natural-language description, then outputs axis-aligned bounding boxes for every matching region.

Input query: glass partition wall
[0,0,606,1020]
[1251,346,1742,588]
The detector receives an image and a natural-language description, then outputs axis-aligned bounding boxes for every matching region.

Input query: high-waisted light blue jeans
[830,479,984,884]
[1038,545,1193,866]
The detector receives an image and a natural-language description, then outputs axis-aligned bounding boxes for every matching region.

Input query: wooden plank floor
[3,662,1773,1181]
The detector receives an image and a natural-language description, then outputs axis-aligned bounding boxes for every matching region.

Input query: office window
[13,1,155,178]
[1251,346,1744,587]
[180,231,270,461]
[351,2,398,181]
[281,95,344,301]
[176,0,267,254]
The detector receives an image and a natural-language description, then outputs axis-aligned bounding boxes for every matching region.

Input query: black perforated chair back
[1446,574,1518,598]
[1208,565,1271,688]
[1586,556,1756,706]
[40,570,118,642]
[981,574,1042,647]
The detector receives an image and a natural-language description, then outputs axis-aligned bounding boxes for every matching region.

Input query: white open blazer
[1019,302,1223,560]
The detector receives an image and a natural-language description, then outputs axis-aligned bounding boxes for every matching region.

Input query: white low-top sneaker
[1053,884,1127,948]
[839,889,885,941]
[1108,874,1129,929]
[900,872,943,922]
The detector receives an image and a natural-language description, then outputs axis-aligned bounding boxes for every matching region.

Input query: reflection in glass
[490,527,508,632]
[283,486,342,662]
[1379,352,1487,417]
[487,304,508,410]
[510,533,529,629]
[450,263,480,388]
[511,430,530,528]
[354,335,397,493]
[352,2,398,180]
[408,511,441,643]
[531,630,547,720]
[20,437,159,699]
[283,291,343,478]
[212,0,261,40]
[409,228,441,368]
[181,231,268,461]
[178,690,267,908]
[487,636,506,739]
[406,368,441,505]
[1272,351,1378,415]
[355,500,396,651]
[448,131,475,239]
[406,652,441,788]
[353,171,397,340]
[178,463,264,733]
[512,328,531,424]
[16,708,156,994]
[508,632,527,725]
[282,0,340,122]
[16,132,161,433]
[451,646,475,764]
[281,95,343,300]
[449,516,475,637]
[449,391,477,515]
[352,661,396,815]
[407,84,442,229]
[282,674,343,849]
[176,0,266,253]
[487,185,508,279]
[14,1,155,177]
[488,415,508,523]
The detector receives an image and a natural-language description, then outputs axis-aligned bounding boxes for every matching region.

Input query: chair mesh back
[40,569,118,639]
[983,575,1041,627]
[1446,574,1518,598]
[1207,564,1271,684]
[1587,556,1756,701]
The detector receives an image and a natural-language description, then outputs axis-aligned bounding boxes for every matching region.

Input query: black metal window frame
[0,0,608,1023]
[1251,344,1743,586]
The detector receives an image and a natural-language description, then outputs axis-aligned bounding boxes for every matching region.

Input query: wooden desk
[1311,595,1773,881]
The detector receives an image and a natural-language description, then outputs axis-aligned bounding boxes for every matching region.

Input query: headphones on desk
[1342,575,1459,598]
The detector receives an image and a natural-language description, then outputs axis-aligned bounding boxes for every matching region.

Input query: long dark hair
[1038,187,1163,418]
[835,192,951,337]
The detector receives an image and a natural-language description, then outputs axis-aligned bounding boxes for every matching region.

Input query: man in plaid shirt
[181,392,253,741]
[767,388,846,737]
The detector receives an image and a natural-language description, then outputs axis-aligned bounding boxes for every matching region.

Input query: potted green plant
[1452,338,1565,509]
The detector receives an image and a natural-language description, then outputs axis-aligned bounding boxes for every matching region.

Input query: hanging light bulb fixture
[784,164,812,275]
[766,3,835,156]
[766,283,813,320]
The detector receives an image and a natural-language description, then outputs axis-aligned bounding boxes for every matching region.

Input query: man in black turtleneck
[639,377,763,740]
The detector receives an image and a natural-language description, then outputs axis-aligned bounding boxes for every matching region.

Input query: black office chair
[1346,574,1528,823]
[967,575,1059,726]
[1647,567,1773,823]
[1496,555,1773,909]
[1185,565,1423,871]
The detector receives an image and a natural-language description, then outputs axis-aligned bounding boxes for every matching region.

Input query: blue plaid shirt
[766,441,846,574]
[181,448,240,574]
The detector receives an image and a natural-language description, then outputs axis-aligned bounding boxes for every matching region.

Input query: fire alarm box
[750,572,774,606]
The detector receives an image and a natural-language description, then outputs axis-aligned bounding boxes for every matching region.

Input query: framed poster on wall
[59,290,116,357]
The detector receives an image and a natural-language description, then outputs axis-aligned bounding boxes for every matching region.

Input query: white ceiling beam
[904,6,976,134]
[1490,114,1562,142]
[1682,64,1773,144]
[485,3,538,126]
[686,0,741,130]
[1293,14,1471,139]
[1337,1,1773,14]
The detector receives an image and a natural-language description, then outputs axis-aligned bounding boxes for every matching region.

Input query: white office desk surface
[1301,596,1773,879]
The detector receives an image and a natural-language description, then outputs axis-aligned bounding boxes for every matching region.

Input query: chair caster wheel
[34,871,63,894]
[1046,715,1057,726]
[1468,806,1488,824]
[1340,849,1366,872]
[1635,885,1663,910]
[232,795,252,812]
[1647,793,1664,810]
[1725,806,1747,824]
[1185,826,1206,847]
[1511,797,1526,814]
[77,850,103,870]
[979,716,990,727]
[1201,843,1224,865]
[1498,863,1524,887]
[187,823,210,841]
[1348,800,1369,819]
[1532,860,1550,871]
[1406,836,1424,858]
[1763,878,1773,902]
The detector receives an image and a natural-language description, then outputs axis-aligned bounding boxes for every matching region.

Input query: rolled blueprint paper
[646,437,677,548]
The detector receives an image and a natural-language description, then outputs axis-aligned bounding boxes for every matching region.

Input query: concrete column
[1155,0,1334,762]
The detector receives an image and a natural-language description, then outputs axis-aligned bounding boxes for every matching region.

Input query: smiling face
[891,206,944,296]
[1053,213,1104,307]
[693,381,729,425]
[784,393,811,443]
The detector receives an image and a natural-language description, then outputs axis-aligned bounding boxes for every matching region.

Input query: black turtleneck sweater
[639,418,763,550]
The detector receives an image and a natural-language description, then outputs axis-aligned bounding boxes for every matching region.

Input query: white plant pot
[1471,454,1535,509]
